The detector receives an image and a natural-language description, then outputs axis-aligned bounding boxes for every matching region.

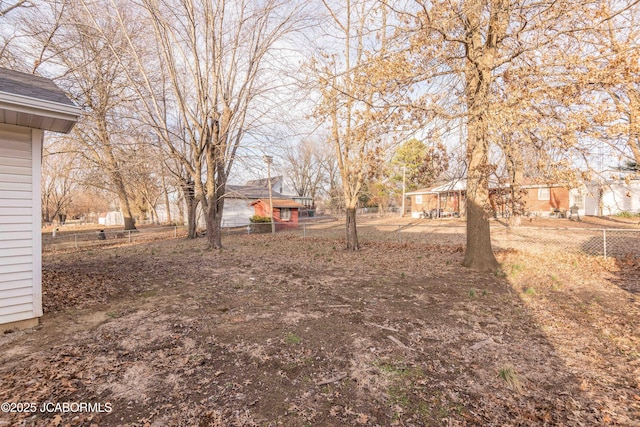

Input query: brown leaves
[42,251,175,313]
[1,230,638,425]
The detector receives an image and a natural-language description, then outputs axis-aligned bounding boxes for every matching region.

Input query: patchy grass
[285,332,302,345]
[497,365,523,392]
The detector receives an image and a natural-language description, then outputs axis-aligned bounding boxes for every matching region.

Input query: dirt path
[1,233,639,426]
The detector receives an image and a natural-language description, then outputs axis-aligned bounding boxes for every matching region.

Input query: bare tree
[25,0,142,229]
[86,0,306,248]
[41,139,78,224]
[311,0,401,250]
[0,0,31,17]
[0,1,34,68]
[283,138,327,205]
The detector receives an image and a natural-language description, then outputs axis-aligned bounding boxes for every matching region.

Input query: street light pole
[401,165,406,217]
[264,155,275,234]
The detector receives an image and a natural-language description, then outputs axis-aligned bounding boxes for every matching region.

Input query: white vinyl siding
[221,198,256,227]
[0,125,40,324]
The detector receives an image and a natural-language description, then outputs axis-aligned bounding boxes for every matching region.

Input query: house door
[570,193,585,216]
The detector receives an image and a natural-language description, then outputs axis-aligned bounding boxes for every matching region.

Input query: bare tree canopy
[77,0,308,246]
[2,0,638,267]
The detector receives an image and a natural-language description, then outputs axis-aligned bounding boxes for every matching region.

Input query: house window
[280,208,291,221]
[415,195,423,204]
[538,188,550,201]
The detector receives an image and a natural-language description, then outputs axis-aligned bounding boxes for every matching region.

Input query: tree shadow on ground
[498,248,640,426]
[578,234,640,295]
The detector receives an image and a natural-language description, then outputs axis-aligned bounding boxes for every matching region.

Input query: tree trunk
[186,199,197,238]
[181,179,198,239]
[463,194,498,271]
[462,105,499,272]
[506,146,524,227]
[460,2,500,272]
[345,206,359,250]
[205,190,224,249]
[160,158,172,224]
[43,201,50,224]
[107,161,136,231]
[628,90,640,165]
[116,191,136,231]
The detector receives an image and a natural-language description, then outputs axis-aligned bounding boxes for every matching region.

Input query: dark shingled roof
[0,68,75,106]
[245,175,283,188]
[250,198,304,209]
[225,185,286,199]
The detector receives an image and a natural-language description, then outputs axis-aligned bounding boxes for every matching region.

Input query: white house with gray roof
[0,68,80,331]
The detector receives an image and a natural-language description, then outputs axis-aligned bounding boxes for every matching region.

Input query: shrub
[250,215,272,223]
[615,211,640,218]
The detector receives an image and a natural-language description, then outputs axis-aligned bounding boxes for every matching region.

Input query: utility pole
[264,155,275,234]
[401,165,406,217]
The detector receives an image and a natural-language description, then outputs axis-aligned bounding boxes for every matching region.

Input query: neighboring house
[181,178,311,229]
[249,198,304,228]
[406,179,574,218]
[246,175,288,195]
[221,184,289,228]
[582,177,640,216]
[186,184,289,229]
[519,183,572,216]
[0,68,80,331]
[406,179,471,218]
[98,211,124,226]
[246,175,313,207]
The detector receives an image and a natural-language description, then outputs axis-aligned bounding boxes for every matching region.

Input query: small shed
[250,198,304,228]
[0,68,80,331]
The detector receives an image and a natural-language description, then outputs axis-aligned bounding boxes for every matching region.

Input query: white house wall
[584,184,600,216]
[104,211,124,226]
[584,181,640,216]
[191,199,255,230]
[602,183,640,215]
[222,199,254,227]
[0,124,42,325]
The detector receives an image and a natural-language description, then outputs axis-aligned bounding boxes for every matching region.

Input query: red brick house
[249,198,304,228]
[407,179,573,218]
[518,184,570,216]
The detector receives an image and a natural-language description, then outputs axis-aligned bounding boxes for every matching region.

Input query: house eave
[0,91,81,134]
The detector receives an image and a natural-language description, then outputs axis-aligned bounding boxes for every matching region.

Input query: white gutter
[0,90,81,122]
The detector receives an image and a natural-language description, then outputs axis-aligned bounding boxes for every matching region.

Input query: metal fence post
[74,234,78,249]
[128,230,131,243]
[603,229,607,260]
[174,226,177,238]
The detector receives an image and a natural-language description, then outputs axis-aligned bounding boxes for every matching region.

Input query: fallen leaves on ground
[1,226,638,426]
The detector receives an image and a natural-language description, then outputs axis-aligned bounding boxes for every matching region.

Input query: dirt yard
[1,220,639,426]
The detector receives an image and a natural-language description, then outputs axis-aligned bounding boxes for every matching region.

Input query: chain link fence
[290,222,640,258]
[42,221,640,259]
[42,226,187,252]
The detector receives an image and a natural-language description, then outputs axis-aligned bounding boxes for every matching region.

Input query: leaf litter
[0,228,638,426]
